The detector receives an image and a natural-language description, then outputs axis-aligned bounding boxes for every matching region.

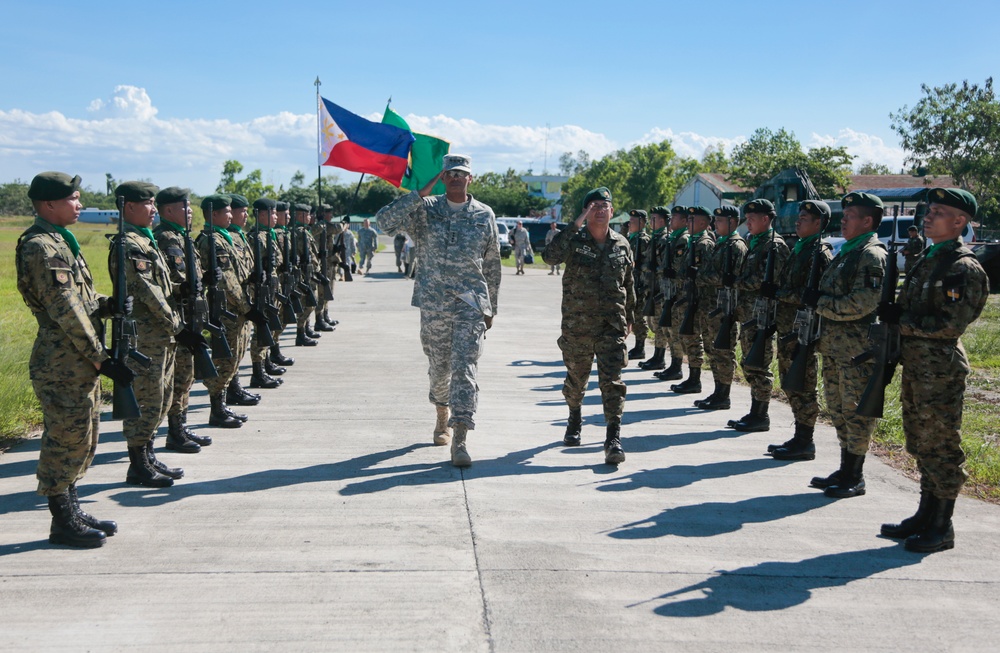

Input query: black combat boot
[810,447,847,489]
[881,491,933,539]
[314,314,335,332]
[654,358,683,381]
[250,362,281,389]
[209,393,242,429]
[305,320,322,339]
[323,309,339,327]
[904,497,956,553]
[824,451,866,498]
[638,347,665,370]
[628,339,646,361]
[181,409,212,446]
[670,367,702,393]
[563,407,582,446]
[227,379,260,406]
[264,358,286,377]
[67,484,117,537]
[48,491,106,548]
[731,399,770,432]
[146,439,184,480]
[125,445,174,487]
[165,413,201,453]
[697,382,731,410]
[604,421,626,465]
[694,381,718,409]
[270,344,295,366]
[771,422,816,461]
[296,327,317,347]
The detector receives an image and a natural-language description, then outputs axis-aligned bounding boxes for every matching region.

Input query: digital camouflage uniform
[775,235,832,428]
[544,227,635,424]
[312,219,339,318]
[198,226,250,395]
[659,228,689,362]
[292,221,320,330]
[228,224,254,370]
[678,228,715,369]
[902,232,926,272]
[16,218,109,495]
[110,225,182,448]
[700,232,747,384]
[899,239,988,499]
[644,227,668,346]
[736,229,789,402]
[815,232,886,454]
[249,225,283,365]
[627,228,650,338]
[358,224,379,272]
[376,191,501,428]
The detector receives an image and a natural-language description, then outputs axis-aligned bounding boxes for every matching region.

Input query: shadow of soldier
[641,545,924,617]
[510,359,565,368]
[594,457,797,493]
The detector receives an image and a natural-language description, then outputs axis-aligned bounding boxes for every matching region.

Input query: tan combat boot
[451,423,472,467]
[433,405,451,446]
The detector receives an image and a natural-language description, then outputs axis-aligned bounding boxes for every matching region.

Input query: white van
[827,216,975,267]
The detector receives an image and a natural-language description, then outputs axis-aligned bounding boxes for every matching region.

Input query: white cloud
[808,128,907,172]
[630,127,746,160]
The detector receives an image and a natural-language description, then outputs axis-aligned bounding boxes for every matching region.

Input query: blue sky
[1,0,997,195]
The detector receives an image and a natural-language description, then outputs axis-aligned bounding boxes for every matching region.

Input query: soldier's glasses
[445,170,470,179]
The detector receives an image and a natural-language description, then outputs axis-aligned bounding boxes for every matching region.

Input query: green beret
[800,200,831,219]
[628,209,647,219]
[713,205,740,220]
[116,181,159,202]
[275,201,290,211]
[743,199,775,214]
[650,206,670,218]
[319,203,332,211]
[583,187,612,207]
[841,192,884,210]
[293,203,312,213]
[229,194,249,209]
[253,198,277,211]
[28,171,81,201]
[688,206,711,218]
[928,187,977,218]
[671,205,688,215]
[155,186,190,206]
[201,194,232,213]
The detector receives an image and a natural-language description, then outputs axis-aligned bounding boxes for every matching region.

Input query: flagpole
[315,76,322,207]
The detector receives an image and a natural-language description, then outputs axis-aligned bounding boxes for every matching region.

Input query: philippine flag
[319,97,415,187]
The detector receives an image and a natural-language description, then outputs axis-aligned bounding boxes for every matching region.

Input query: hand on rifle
[878,302,902,323]
[203,267,223,286]
[98,357,136,384]
[801,288,822,307]
[176,328,208,350]
[180,278,203,298]
[122,295,134,316]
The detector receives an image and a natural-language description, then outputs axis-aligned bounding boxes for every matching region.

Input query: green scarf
[716,234,731,245]
[158,219,187,235]
[40,218,81,258]
[793,233,820,256]
[748,228,773,251]
[651,226,665,239]
[228,224,248,245]
[268,227,278,242]
[210,224,234,245]
[669,227,687,242]
[926,239,959,259]
[838,231,876,257]
[135,226,159,250]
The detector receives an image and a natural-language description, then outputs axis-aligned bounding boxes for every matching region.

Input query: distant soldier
[727,199,789,432]
[809,192,887,498]
[882,188,988,552]
[376,154,501,467]
[545,222,562,275]
[650,206,690,381]
[670,207,716,394]
[512,220,531,275]
[394,231,407,273]
[902,224,926,272]
[311,204,337,331]
[357,218,379,274]
[16,171,128,547]
[247,197,284,389]
[339,218,358,279]
[638,207,669,371]
[270,202,296,367]
[625,209,650,360]
[544,187,634,465]
[225,194,262,407]
[292,203,322,343]
[767,200,833,460]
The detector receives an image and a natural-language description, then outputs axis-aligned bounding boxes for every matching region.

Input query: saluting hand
[419,172,444,198]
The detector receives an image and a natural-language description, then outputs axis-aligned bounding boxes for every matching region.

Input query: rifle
[261,222,285,331]
[853,212,902,418]
[677,227,700,336]
[742,229,778,369]
[317,219,335,301]
[780,240,826,393]
[179,199,218,380]
[280,226,302,324]
[657,232,678,327]
[109,197,152,419]
[641,232,659,317]
[710,237,738,350]
[249,211,277,348]
[202,217,235,359]
[336,224,355,282]
[296,221,318,308]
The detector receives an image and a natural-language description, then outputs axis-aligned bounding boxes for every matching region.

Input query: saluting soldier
[543,187,634,465]
[881,188,988,552]
[808,192,887,498]
[16,171,128,547]
[626,209,650,361]
[153,187,213,454]
[652,206,690,381]
[224,194,261,407]
[670,206,716,394]
[728,199,789,432]
[248,197,285,388]
[767,200,833,460]
[638,207,670,371]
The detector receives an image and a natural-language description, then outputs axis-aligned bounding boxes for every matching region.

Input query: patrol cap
[319,203,332,211]
[928,187,977,218]
[628,209,647,220]
[743,198,775,215]
[443,154,472,174]
[688,206,711,218]
[28,171,82,201]
[907,225,918,232]
[201,194,232,213]
[275,201,289,212]
[799,200,831,219]
[116,181,159,202]
[155,186,190,206]
[713,205,740,221]
[252,197,277,211]
[229,193,249,209]
[650,205,670,218]
[583,187,612,207]
[671,205,688,216]
[841,192,884,210]
[293,202,312,213]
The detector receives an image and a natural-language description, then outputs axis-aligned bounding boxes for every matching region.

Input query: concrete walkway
[2,248,999,652]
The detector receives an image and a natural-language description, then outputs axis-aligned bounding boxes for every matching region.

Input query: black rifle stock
[203,221,234,359]
[262,224,284,331]
[678,228,699,336]
[249,211,276,348]
[743,230,778,369]
[657,233,677,327]
[180,199,218,380]
[280,226,302,323]
[711,239,738,350]
[780,241,826,393]
[296,223,318,308]
[641,232,659,317]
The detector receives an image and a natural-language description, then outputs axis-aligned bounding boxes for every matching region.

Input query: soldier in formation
[669,206,715,395]
[638,207,669,371]
[625,209,650,360]
[651,206,691,382]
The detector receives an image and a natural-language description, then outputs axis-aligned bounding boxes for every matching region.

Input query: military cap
[201,194,232,213]
[319,203,332,211]
[650,205,670,218]
[670,205,687,216]
[688,206,711,217]
[928,187,977,218]
[628,209,647,219]
[907,225,919,232]
[341,216,352,224]
[229,193,249,209]
[443,153,472,173]
[713,205,740,220]
[800,200,831,219]
[253,197,277,211]
[293,202,312,213]
[841,192,884,210]
[28,171,81,201]
[155,186,190,206]
[275,201,290,211]
[583,187,612,207]
[743,198,775,214]
[116,181,159,202]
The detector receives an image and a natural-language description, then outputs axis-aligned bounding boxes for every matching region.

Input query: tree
[728,127,853,198]
[558,150,591,176]
[891,77,1000,224]
[217,159,276,201]
[470,169,550,216]
[0,181,32,216]
[856,161,893,175]
[803,146,855,197]
[698,144,731,174]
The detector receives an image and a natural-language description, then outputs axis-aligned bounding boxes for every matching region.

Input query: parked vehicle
[497,222,512,259]
[826,215,975,268]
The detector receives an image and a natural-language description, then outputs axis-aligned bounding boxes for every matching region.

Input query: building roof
[847,174,955,191]
[699,173,751,195]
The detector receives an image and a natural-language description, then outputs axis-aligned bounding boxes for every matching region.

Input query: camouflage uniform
[292,222,320,331]
[678,229,715,369]
[736,229,789,401]
[110,225,182,447]
[376,191,501,428]
[358,224,379,272]
[312,220,338,319]
[659,228,689,362]
[700,232,747,384]
[902,232,926,272]
[645,228,669,347]
[16,218,109,495]
[627,228,650,338]
[228,224,254,369]
[775,235,832,428]
[815,233,886,454]
[198,227,250,395]
[543,227,635,423]
[249,226,283,365]
[899,239,988,499]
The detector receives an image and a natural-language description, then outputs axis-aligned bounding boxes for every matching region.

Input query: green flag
[382,105,450,194]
